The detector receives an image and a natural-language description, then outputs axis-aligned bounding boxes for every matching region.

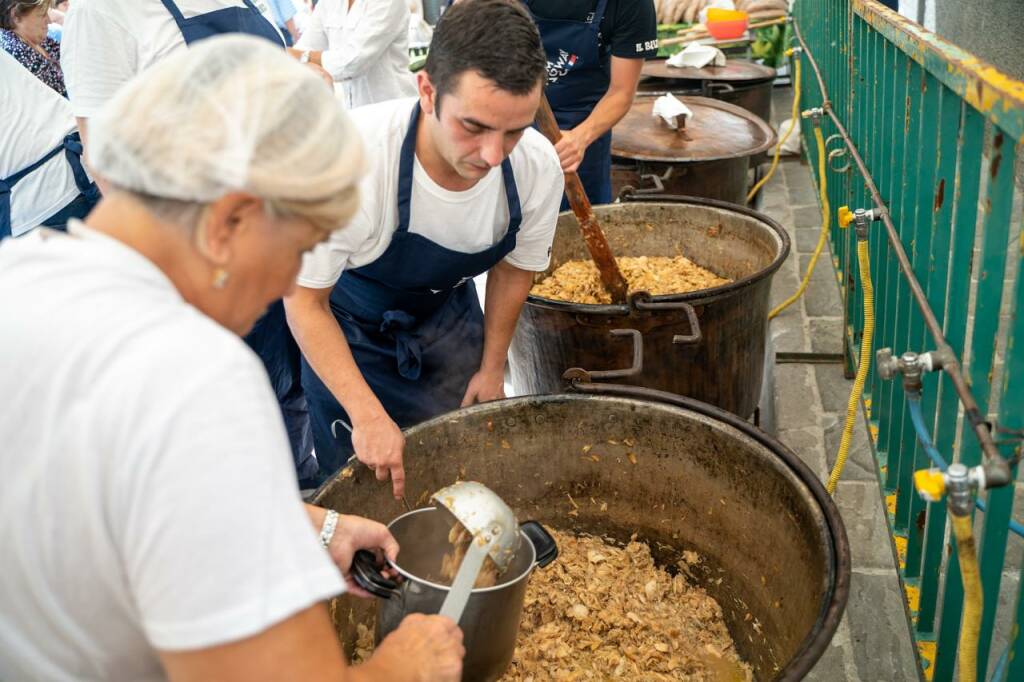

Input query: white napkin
[652,93,693,130]
[667,43,727,69]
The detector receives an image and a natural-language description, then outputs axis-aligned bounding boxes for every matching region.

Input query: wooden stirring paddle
[534,94,629,304]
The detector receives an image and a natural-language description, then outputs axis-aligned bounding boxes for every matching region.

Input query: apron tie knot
[380,309,422,381]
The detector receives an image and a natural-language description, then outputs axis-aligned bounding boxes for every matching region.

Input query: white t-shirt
[0,51,88,237]
[62,0,281,119]
[296,0,416,110]
[0,223,343,682]
[298,97,564,289]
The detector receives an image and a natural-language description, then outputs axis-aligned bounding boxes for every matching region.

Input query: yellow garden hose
[768,119,830,321]
[746,50,801,204]
[825,212,874,495]
[951,513,982,682]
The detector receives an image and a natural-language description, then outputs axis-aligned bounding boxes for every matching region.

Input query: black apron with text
[301,103,522,486]
[527,0,612,205]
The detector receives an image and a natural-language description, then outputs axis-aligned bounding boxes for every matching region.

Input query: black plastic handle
[351,550,402,599]
[520,521,559,568]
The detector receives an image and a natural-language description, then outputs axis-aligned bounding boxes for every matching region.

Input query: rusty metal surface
[611,156,751,204]
[642,58,777,84]
[313,391,850,681]
[612,95,776,163]
[509,198,790,418]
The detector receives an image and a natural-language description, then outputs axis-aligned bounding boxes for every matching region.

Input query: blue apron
[300,103,522,486]
[160,0,316,476]
[526,0,612,206]
[0,132,99,239]
[158,0,284,45]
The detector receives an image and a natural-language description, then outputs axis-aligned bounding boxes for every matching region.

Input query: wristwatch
[319,509,339,549]
[299,49,311,65]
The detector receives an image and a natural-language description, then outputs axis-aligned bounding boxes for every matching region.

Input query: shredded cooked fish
[440,522,499,589]
[531,256,732,304]
[349,529,751,681]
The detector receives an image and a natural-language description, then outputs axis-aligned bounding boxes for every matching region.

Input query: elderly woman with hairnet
[0,36,463,682]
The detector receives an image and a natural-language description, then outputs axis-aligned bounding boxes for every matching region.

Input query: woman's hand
[326,514,400,598]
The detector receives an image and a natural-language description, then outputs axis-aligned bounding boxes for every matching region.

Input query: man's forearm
[480,262,535,372]
[572,87,634,148]
[284,289,386,423]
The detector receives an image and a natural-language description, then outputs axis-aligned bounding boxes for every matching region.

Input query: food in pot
[440,521,500,589]
[349,528,751,681]
[531,256,732,304]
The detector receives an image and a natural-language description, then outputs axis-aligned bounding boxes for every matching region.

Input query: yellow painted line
[918,640,936,681]
[894,534,908,571]
[870,424,879,441]
[905,583,920,613]
[886,493,897,515]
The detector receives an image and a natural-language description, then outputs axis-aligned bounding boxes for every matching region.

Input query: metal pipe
[789,19,1010,484]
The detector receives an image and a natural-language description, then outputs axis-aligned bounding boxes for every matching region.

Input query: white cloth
[0,51,88,237]
[0,223,344,682]
[62,0,282,119]
[296,0,416,109]
[297,97,564,289]
[652,93,693,129]
[667,43,726,68]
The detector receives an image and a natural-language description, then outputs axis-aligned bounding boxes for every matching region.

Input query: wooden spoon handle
[535,95,629,304]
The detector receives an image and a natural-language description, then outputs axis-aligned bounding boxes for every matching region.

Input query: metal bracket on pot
[629,292,702,346]
[703,81,736,97]
[617,166,672,201]
[562,329,643,383]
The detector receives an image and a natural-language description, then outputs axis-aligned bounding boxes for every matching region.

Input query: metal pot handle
[351,549,402,600]
[703,81,736,96]
[562,329,643,383]
[520,521,559,568]
[617,166,673,200]
[630,292,702,345]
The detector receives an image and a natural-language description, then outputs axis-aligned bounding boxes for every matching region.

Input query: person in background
[291,0,416,109]
[62,0,319,480]
[285,0,563,493]
[0,36,463,682]
[266,0,299,45]
[0,50,97,238]
[522,0,658,206]
[1,0,66,96]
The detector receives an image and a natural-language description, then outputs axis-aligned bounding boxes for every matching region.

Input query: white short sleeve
[502,131,563,272]
[116,349,343,650]
[62,3,139,119]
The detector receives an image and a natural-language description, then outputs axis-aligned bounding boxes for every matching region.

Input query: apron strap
[590,0,610,30]
[395,103,420,234]
[61,133,99,201]
[499,158,522,237]
[157,0,189,27]
[0,138,71,239]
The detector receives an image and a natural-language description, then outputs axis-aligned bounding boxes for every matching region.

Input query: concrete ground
[760,86,921,680]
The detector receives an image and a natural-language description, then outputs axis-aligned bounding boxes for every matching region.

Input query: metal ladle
[431,481,522,624]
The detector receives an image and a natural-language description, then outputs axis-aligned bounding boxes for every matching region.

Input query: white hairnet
[87,35,362,207]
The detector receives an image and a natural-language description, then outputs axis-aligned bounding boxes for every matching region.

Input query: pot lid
[611,95,775,163]
[642,58,776,83]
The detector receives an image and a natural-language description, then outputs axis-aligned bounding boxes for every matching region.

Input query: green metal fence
[790,1,1024,680]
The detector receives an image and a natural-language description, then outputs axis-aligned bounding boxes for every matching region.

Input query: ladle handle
[534,94,629,304]
[351,550,402,600]
[521,521,559,568]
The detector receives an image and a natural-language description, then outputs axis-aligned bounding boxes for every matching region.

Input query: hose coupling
[838,206,882,240]
[876,347,944,392]
[801,107,824,124]
[914,463,985,515]
[787,46,802,56]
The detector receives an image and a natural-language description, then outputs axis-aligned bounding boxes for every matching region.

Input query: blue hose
[990,644,1008,682]
[906,394,1024,539]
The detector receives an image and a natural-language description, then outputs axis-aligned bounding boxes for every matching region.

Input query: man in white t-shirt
[0,50,99,238]
[292,0,416,109]
[285,0,564,492]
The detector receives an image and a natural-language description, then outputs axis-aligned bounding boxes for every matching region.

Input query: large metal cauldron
[611,95,775,205]
[313,388,850,680]
[509,197,789,420]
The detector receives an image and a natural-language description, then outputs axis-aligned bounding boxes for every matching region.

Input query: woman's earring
[212,268,230,289]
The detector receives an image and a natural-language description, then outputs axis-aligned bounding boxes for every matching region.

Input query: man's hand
[351,412,406,499]
[326,515,400,598]
[368,614,464,682]
[553,126,590,173]
[460,367,506,407]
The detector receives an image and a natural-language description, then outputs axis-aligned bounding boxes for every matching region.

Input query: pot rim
[384,508,538,594]
[526,196,792,313]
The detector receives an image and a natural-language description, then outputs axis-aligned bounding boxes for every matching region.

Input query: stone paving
[761,86,921,681]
